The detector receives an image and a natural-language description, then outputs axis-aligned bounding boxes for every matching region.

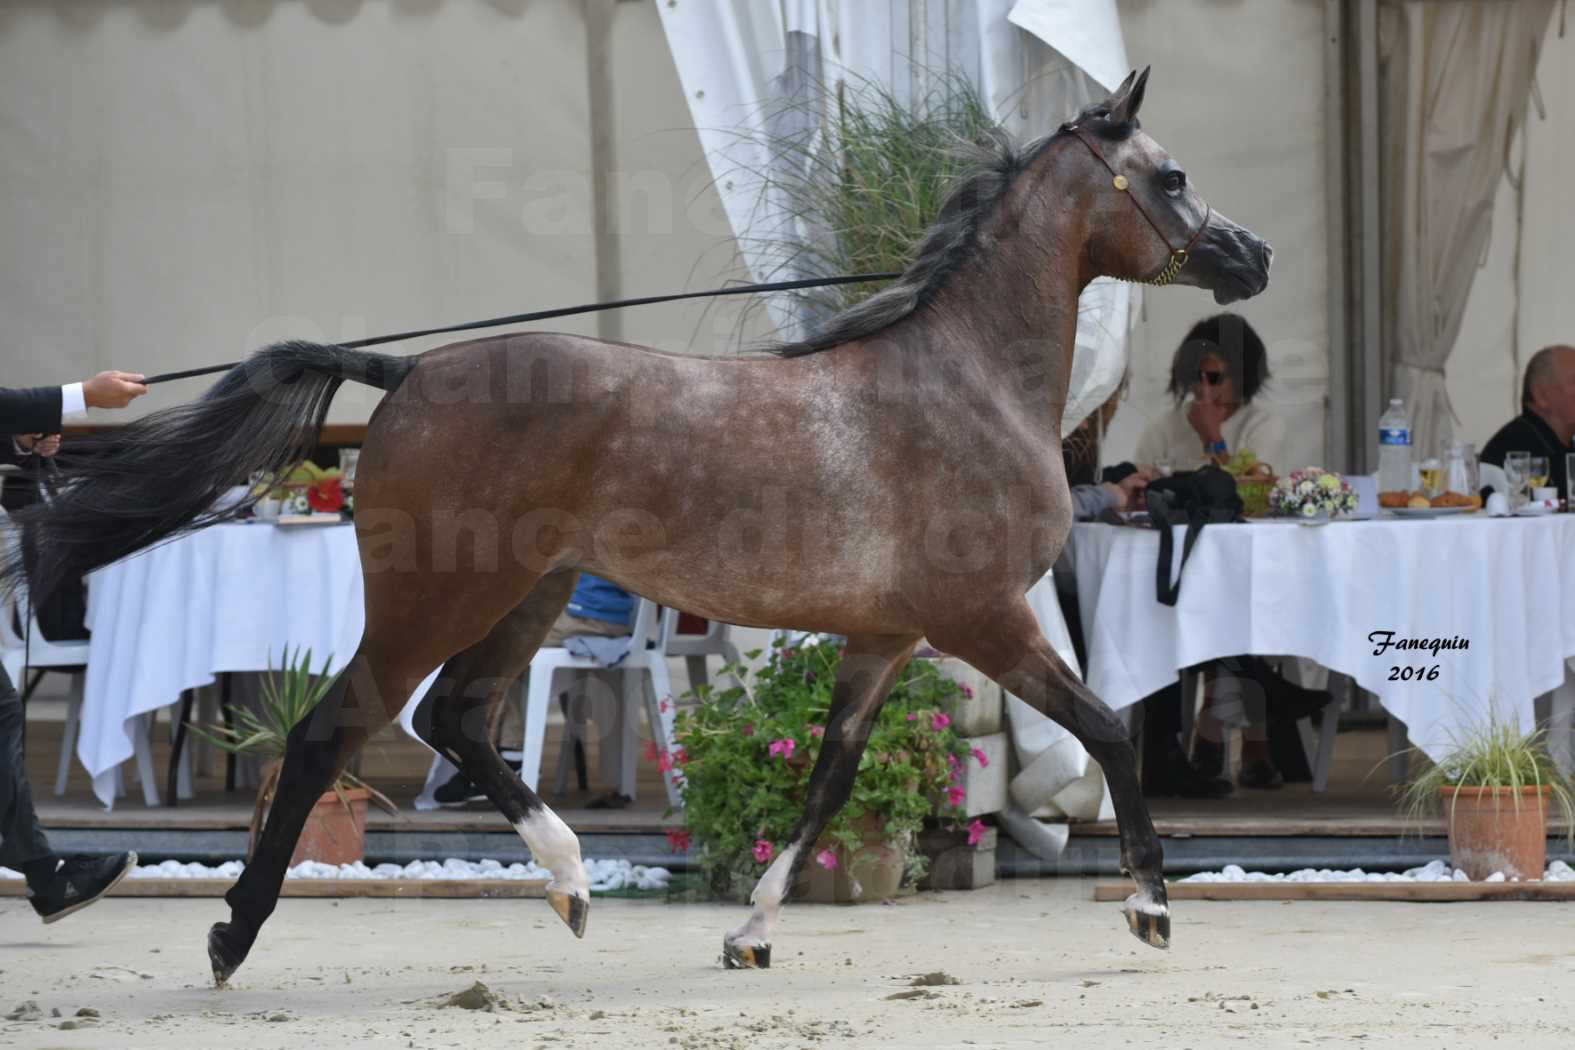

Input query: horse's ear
[1108,66,1150,127]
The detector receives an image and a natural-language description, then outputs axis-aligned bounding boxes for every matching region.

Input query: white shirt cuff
[60,382,87,418]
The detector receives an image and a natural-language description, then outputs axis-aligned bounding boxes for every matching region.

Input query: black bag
[1144,466,1242,606]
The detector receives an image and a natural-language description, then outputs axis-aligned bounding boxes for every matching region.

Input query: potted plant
[194,647,395,866]
[1398,714,1575,880]
[671,637,975,904]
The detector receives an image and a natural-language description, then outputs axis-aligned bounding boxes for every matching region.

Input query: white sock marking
[513,809,588,898]
[727,843,799,947]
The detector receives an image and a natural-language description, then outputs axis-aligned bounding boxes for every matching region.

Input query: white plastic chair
[661,608,743,691]
[523,598,683,808]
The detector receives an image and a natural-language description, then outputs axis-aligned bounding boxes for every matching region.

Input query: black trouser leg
[0,666,56,877]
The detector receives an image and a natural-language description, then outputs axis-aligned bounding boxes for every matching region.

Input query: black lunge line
[142,271,901,386]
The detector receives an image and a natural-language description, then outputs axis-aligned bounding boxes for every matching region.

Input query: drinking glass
[1418,458,1443,497]
[1504,451,1531,509]
[338,448,360,490]
[1528,455,1551,492]
[1445,442,1477,496]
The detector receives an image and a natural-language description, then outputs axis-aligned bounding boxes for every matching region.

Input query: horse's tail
[1,340,414,604]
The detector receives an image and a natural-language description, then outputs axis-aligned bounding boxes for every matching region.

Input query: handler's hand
[83,370,148,409]
[32,434,61,457]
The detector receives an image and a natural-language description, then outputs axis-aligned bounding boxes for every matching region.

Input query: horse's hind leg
[932,601,1169,950]
[410,570,592,936]
[723,633,918,970]
[207,640,427,985]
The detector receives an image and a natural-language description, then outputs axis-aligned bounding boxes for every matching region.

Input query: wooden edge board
[1092,880,1575,902]
[0,878,547,899]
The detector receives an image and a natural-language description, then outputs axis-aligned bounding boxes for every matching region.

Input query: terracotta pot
[1440,785,1549,881]
[289,787,370,867]
[793,815,907,904]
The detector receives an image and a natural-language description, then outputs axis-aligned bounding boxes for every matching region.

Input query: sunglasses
[1197,369,1228,386]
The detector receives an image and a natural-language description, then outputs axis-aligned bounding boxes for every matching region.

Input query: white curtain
[1380,0,1556,457]
[654,0,1134,435]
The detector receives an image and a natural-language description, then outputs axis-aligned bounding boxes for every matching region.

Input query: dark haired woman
[1135,313,1285,473]
[1131,315,1328,794]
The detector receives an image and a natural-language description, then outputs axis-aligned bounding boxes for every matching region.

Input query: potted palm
[1398,714,1574,881]
[671,637,973,904]
[194,647,395,865]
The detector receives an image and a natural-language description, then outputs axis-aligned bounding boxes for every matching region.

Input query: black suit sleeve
[0,385,64,437]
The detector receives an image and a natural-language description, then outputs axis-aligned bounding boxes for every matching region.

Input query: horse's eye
[1164,170,1186,194]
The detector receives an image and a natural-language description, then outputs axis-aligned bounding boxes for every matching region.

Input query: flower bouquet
[1269,466,1359,520]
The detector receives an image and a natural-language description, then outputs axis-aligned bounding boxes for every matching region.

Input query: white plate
[1513,503,1559,517]
[1385,506,1477,518]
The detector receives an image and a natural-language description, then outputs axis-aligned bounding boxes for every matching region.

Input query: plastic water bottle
[1377,398,1412,492]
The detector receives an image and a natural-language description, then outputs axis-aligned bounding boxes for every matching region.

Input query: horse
[2,68,1269,984]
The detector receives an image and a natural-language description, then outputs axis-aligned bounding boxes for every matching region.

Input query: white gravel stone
[0,857,670,892]
[1180,859,1575,883]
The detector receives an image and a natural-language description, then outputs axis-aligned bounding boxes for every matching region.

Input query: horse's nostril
[1260,241,1274,268]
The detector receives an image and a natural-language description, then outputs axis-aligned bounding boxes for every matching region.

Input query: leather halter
[1064,124,1211,287]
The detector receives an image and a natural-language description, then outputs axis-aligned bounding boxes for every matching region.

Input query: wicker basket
[1232,462,1278,517]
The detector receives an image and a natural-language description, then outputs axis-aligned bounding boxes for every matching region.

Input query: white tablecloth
[82,522,436,809]
[1065,515,1575,761]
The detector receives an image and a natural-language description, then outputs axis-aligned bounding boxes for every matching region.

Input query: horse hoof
[546,888,589,939]
[722,941,770,969]
[207,922,251,987]
[1122,895,1171,951]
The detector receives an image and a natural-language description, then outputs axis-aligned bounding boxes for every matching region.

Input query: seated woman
[1135,313,1285,473]
[1133,315,1326,794]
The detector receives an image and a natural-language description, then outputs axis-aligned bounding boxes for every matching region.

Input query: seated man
[432,572,633,806]
[1481,344,1575,495]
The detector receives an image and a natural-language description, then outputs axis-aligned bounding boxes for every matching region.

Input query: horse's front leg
[932,601,1169,949]
[722,633,919,970]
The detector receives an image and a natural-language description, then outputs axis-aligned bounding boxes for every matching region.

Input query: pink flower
[931,712,951,732]
[666,828,692,853]
[673,746,688,766]
[659,697,671,714]
[946,754,962,783]
[741,724,755,737]
[960,684,974,699]
[971,747,989,769]
[906,713,918,722]
[642,740,660,763]
[768,738,796,760]
[946,786,966,807]
[808,725,824,738]
[966,819,987,847]
[752,839,775,864]
[815,848,838,871]
[656,750,675,773]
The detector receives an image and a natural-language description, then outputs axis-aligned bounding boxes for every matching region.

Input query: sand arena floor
[2,878,1570,1049]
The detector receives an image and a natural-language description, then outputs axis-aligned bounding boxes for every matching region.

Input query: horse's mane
[763,101,1130,359]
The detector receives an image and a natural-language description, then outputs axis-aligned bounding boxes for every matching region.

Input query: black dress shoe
[1238,760,1285,790]
[433,771,486,806]
[29,851,137,924]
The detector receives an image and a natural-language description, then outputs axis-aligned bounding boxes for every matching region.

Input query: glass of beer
[1418,458,1443,497]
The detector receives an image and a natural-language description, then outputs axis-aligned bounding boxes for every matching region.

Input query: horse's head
[1065,68,1271,305]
